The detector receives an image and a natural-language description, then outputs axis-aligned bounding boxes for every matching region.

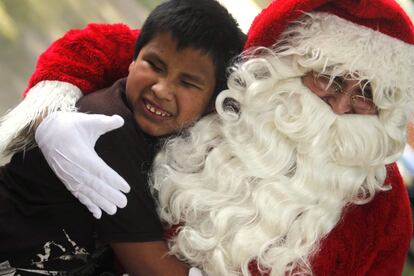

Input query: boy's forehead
[142,32,216,82]
[145,32,217,72]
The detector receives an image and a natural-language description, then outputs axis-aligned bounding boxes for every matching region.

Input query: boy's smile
[144,100,172,118]
[126,32,216,136]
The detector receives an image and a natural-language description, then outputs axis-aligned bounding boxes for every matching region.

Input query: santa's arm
[0,23,138,155]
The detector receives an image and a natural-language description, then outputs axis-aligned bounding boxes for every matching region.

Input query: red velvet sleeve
[312,163,412,276]
[23,23,139,96]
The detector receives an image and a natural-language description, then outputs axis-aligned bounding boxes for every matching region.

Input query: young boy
[0,0,245,275]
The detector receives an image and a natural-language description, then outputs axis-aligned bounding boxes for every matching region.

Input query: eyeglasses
[304,71,377,115]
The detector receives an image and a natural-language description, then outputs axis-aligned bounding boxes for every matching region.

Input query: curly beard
[150,57,404,275]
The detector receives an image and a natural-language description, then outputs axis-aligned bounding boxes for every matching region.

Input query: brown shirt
[77,78,163,243]
[0,78,163,274]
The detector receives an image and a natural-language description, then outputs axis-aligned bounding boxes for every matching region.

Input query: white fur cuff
[0,80,82,156]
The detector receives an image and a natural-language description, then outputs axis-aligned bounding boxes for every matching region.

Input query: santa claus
[0,0,413,275]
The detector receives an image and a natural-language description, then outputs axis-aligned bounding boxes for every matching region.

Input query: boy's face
[126,32,216,136]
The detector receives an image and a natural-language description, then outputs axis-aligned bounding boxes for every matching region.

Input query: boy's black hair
[133,0,247,98]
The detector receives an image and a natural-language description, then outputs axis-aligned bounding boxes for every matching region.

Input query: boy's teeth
[145,102,171,117]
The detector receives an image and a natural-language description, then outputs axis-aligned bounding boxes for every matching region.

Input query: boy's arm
[112,241,189,276]
[0,23,138,155]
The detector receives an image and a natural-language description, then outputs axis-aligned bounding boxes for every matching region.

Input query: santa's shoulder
[311,162,411,275]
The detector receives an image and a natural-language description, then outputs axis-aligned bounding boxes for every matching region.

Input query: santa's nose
[327,93,353,114]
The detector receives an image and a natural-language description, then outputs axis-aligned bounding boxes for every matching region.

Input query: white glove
[35,111,131,219]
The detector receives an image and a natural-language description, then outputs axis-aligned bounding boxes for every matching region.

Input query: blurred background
[0,0,413,274]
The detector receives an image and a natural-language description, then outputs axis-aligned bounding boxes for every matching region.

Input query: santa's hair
[150,13,414,275]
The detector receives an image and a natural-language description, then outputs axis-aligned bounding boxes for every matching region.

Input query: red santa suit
[0,0,412,275]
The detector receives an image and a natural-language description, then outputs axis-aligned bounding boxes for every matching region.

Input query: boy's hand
[35,111,130,219]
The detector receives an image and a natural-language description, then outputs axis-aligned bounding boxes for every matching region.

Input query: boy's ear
[128,61,135,72]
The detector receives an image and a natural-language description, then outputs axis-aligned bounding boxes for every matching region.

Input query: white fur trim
[0,80,82,156]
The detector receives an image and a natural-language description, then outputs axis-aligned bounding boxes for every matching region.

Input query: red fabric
[163,223,183,240]
[245,0,414,49]
[24,23,139,96]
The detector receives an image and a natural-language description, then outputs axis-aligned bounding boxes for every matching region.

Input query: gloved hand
[35,111,131,219]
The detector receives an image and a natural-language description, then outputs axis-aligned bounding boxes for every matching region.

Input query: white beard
[150,60,403,275]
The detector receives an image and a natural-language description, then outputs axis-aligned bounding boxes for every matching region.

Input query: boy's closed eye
[180,76,204,90]
[141,51,166,73]
[146,58,165,73]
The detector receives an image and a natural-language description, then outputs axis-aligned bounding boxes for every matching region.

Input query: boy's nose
[152,79,175,101]
[327,93,353,114]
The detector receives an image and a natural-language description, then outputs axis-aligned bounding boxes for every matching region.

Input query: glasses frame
[310,72,377,115]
